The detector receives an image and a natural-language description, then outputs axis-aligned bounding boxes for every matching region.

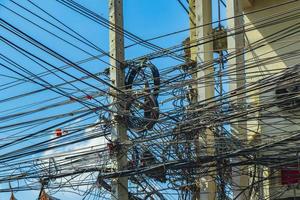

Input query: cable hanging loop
[124,60,160,132]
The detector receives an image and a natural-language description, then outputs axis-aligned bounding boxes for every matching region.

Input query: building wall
[242,0,300,199]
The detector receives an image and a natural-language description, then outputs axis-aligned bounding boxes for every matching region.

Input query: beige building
[229,0,300,199]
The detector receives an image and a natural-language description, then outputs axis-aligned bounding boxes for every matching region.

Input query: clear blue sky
[0,0,224,199]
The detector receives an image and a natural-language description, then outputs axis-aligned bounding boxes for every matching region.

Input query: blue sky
[0,0,224,199]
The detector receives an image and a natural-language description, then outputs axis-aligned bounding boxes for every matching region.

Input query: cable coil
[125,61,160,132]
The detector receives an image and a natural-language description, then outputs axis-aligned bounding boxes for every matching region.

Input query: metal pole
[108,0,128,199]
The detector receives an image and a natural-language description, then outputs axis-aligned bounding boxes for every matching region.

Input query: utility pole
[227,1,249,199]
[108,0,128,200]
[189,0,216,199]
[188,3,200,199]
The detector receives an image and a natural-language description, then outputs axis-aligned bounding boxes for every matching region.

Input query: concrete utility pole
[189,0,216,199]
[227,1,249,199]
[188,3,200,199]
[108,0,128,200]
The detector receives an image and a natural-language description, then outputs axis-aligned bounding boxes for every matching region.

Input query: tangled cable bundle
[125,60,160,132]
[0,0,300,199]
